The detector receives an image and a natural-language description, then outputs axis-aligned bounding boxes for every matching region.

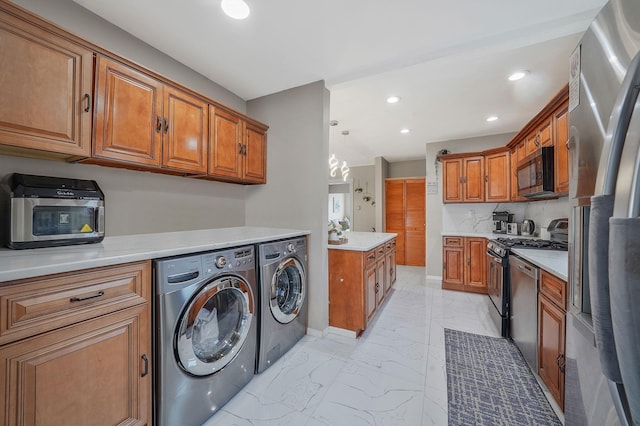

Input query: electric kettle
[522,219,535,236]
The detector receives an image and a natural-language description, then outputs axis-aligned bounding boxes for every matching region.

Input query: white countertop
[0,226,310,283]
[441,231,539,239]
[511,248,568,281]
[327,231,397,251]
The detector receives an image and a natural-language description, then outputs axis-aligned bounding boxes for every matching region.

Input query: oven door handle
[487,252,504,265]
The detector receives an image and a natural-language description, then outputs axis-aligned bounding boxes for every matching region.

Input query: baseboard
[326,326,358,339]
[427,275,443,281]
[306,327,328,337]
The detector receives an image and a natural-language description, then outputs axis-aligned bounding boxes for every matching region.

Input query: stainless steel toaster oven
[2,173,105,249]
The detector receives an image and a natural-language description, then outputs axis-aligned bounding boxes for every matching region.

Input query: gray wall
[387,159,426,178]
[425,132,515,277]
[13,0,245,111]
[0,155,246,235]
[245,81,329,333]
[350,166,376,232]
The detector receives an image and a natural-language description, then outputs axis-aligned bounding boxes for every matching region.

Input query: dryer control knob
[215,256,227,269]
[287,243,295,253]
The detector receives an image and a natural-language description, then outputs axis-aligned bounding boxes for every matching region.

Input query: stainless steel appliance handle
[597,50,640,196]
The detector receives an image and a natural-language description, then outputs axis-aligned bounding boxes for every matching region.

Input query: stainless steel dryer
[256,236,308,373]
[153,246,257,426]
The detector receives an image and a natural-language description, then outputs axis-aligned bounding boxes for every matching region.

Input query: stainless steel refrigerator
[567,0,640,425]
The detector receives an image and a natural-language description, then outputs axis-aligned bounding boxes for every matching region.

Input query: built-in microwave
[2,173,105,249]
[516,146,555,199]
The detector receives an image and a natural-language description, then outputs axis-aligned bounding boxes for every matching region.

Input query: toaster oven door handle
[95,206,105,234]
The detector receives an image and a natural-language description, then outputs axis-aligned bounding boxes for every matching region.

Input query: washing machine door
[270,257,306,324]
[175,275,254,376]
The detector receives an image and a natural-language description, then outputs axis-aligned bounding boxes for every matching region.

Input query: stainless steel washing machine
[256,236,308,373]
[153,245,257,426]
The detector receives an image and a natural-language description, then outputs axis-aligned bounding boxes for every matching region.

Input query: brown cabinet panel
[375,258,386,307]
[328,250,365,332]
[554,103,569,195]
[243,121,267,183]
[540,269,567,312]
[443,243,465,287]
[0,11,92,157]
[405,229,426,267]
[443,236,487,294]
[485,150,510,202]
[443,159,463,203]
[0,305,150,426]
[538,293,566,410]
[208,106,242,178]
[365,263,377,322]
[93,56,163,167]
[405,179,426,229]
[465,237,487,290]
[163,86,208,173]
[463,156,485,202]
[385,248,397,293]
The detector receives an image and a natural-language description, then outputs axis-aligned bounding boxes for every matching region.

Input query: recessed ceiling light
[386,96,401,104]
[221,0,250,20]
[486,116,499,122]
[508,71,529,81]
[400,128,411,134]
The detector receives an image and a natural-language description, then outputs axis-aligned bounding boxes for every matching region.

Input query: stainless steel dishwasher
[509,254,539,372]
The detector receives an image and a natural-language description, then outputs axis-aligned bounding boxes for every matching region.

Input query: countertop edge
[327,232,398,251]
[0,227,310,283]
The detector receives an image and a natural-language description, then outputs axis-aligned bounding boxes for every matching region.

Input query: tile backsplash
[442,198,570,236]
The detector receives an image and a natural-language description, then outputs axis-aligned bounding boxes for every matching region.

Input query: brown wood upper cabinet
[0,7,93,158]
[208,106,267,184]
[442,156,485,203]
[93,55,208,174]
[485,149,511,203]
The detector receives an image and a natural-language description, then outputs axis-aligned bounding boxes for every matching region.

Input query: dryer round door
[270,257,306,324]
[175,275,254,376]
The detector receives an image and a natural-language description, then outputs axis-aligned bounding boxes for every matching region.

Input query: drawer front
[539,269,566,310]
[443,236,463,247]
[365,248,377,267]
[0,261,150,345]
[376,244,386,258]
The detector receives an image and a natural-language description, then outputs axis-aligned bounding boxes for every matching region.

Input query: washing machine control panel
[286,243,295,253]
[215,256,227,269]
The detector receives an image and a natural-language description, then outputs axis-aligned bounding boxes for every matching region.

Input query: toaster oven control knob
[287,243,295,253]
[215,256,227,269]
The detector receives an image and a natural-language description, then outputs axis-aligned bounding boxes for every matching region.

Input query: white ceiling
[73,0,607,166]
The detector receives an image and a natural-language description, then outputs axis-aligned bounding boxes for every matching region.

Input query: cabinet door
[405,230,426,267]
[442,159,463,203]
[385,248,397,292]
[443,244,464,286]
[405,179,426,266]
[554,104,569,195]
[365,264,377,322]
[485,151,510,202]
[0,305,151,426]
[524,131,538,156]
[463,156,485,202]
[243,121,267,183]
[209,107,243,180]
[375,258,385,307]
[0,12,92,157]
[94,56,163,167]
[163,86,208,173]
[538,294,566,409]
[465,238,487,292]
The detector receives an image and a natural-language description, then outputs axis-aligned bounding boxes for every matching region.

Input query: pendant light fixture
[221,0,250,20]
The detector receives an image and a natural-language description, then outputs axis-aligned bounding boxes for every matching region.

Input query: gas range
[487,237,568,258]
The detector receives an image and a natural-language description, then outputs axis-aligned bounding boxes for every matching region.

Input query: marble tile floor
[203,265,563,426]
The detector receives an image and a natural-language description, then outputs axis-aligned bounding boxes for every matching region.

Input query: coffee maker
[492,211,513,234]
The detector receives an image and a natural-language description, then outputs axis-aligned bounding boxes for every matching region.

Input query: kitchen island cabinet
[328,233,397,336]
[0,261,151,425]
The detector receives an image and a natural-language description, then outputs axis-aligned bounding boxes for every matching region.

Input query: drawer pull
[70,291,105,303]
[141,354,149,377]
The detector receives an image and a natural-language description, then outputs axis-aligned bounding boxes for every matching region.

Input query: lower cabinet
[442,236,487,294]
[538,269,566,410]
[329,238,396,335]
[0,261,152,425]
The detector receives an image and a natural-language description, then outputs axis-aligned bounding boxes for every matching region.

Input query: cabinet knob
[339,278,344,283]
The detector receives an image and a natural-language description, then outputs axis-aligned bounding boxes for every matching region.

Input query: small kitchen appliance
[521,219,535,236]
[492,211,513,234]
[2,173,105,249]
[516,147,555,199]
[506,223,519,235]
